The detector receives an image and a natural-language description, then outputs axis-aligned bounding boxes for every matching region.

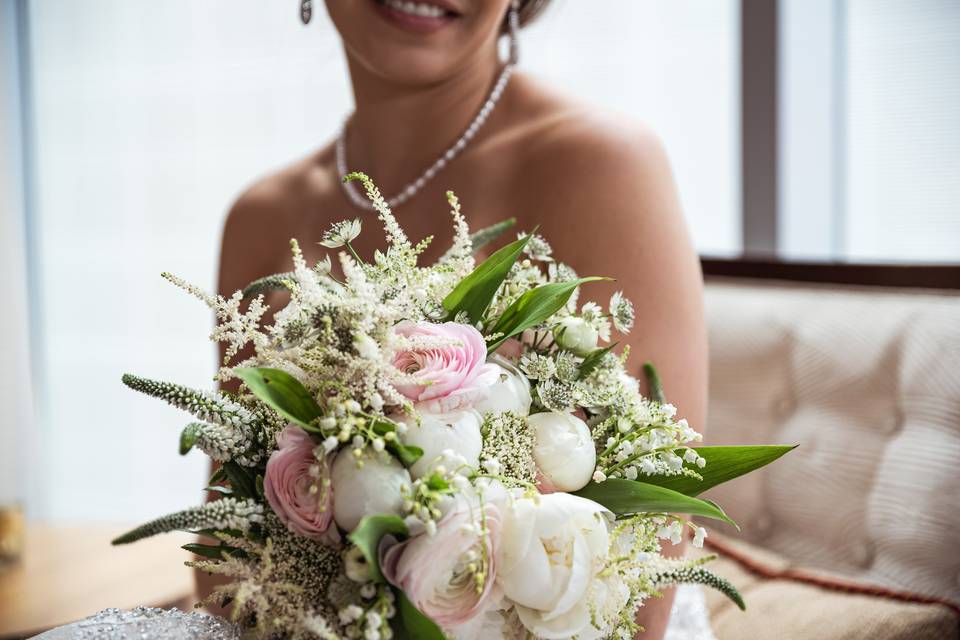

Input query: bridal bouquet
[115,173,791,640]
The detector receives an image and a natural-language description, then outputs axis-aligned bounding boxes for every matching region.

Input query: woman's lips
[372,0,461,34]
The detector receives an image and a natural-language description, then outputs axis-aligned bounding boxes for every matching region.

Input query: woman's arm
[518,117,708,638]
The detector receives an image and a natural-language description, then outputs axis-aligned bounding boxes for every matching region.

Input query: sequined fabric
[30,606,242,640]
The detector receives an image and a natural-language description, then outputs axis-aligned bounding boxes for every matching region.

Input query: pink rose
[382,495,503,629]
[391,322,499,412]
[264,426,339,544]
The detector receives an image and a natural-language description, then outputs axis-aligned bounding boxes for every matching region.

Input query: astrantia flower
[554,350,580,382]
[519,352,556,381]
[319,218,362,248]
[522,233,553,262]
[537,378,577,413]
[609,290,635,334]
[580,302,611,342]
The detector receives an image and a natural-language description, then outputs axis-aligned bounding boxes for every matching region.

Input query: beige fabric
[697,533,959,640]
[703,279,960,603]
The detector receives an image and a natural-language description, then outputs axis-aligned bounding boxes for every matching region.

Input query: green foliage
[371,418,423,468]
[487,277,608,352]
[241,272,295,299]
[573,479,737,527]
[443,233,532,324]
[578,343,618,379]
[391,590,446,640]
[234,367,322,432]
[179,422,202,455]
[468,218,516,253]
[643,362,665,404]
[641,445,797,497]
[222,461,257,499]
[347,514,409,584]
[182,542,229,560]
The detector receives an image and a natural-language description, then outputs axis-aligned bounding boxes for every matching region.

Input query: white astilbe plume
[343,172,411,255]
[436,190,475,278]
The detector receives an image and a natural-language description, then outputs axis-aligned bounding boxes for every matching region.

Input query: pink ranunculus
[264,426,339,544]
[382,495,503,629]
[390,322,499,413]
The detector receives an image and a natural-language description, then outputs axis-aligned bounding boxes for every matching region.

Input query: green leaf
[389,442,423,468]
[573,479,737,527]
[203,485,233,496]
[179,422,201,455]
[391,589,445,640]
[640,445,797,497]
[578,343,617,379]
[643,362,665,404]
[487,277,608,352]
[469,218,516,253]
[234,367,322,432]
[222,461,256,499]
[182,542,228,560]
[442,233,532,324]
[208,465,226,485]
[347,515,409,584]
[371,418,423,467]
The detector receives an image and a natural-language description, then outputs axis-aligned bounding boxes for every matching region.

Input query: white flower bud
[528,412,596,492]
[553,317,598,356]
[470,356,532,417]
[331,450,411,532]
[392,410,482,479]
[344,546,372,583]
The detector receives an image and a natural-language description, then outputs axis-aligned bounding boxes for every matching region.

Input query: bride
[212,1,708,638]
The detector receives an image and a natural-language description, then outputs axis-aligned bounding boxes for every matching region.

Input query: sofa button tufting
[852,540,874,568]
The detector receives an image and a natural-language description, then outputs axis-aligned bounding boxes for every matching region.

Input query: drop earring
[300,0,312,25]
[508,0,520,64]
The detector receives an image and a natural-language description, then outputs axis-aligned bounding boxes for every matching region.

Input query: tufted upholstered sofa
[698,273,960,636]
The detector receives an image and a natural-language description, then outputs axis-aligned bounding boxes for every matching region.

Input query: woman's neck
[343,49,502,194]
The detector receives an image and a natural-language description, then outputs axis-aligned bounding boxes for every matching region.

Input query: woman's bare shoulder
[506,77,682,243]
[219,147,335,293]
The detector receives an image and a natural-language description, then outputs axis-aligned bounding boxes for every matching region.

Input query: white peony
[498,493,612,639]
[553,317,598,356]
[470,356,532,417]
[528,412,597,492]
[393,409,483,479]
[330,449,411,532]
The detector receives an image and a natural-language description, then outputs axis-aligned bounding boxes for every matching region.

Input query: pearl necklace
[336,63,515,211]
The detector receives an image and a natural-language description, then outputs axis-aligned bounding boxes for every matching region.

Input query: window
[778,0,960,262]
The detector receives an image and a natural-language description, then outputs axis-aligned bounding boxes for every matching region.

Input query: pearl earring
[300,0,312,25]
[508,0,520,64]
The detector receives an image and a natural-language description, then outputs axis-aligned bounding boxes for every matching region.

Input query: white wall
[23,0,739,522]
[0,1,35,511]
